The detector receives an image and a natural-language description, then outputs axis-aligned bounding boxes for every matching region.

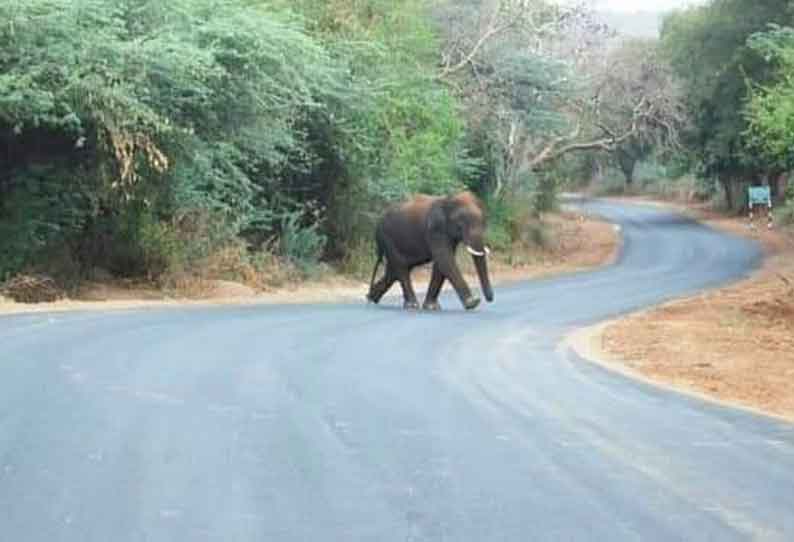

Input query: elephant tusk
[466,245,486,257]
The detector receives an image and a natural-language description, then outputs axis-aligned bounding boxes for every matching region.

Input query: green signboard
[748,186,771,206]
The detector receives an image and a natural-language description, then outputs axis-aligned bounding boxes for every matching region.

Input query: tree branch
[527,111,642,170]
[438,3,519,79]
[526,122,581,169]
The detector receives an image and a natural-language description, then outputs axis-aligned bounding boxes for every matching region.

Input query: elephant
[366,191,494,311]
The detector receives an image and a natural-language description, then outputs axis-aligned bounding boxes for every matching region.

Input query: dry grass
[0,274,65,303]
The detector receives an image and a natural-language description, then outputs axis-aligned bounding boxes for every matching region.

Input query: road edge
[564,322,794,424]
[563,196,793,424]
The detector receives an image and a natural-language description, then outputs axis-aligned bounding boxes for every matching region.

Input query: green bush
[0,0,372,279]
[774,200,794,226]
[634,161,670,184]
[774,183,794,226]
[0,0,481,282]
[278,207,327,270]
[532,173,561,214]
[5,0,594,289]
[640,175,711,201]
[338,237,378,281]
[591,172,630,196]
[0,165,92,281]
[484,192,540,249]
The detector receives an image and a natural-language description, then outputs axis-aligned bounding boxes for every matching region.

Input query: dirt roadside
[571,196,794,422]
[0,210,619,316]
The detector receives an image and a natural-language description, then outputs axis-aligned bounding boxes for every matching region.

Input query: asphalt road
[2,199,793,541]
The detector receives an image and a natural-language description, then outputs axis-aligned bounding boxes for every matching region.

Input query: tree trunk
[719,176,734,211]
[720,175,753,214]
[493,175,504,200]
[768,170,787,204]
[616,150,636,185]
[591,158,604,185]
[781,172,791,201]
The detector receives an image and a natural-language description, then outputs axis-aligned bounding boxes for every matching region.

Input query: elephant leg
[367,265,397,304]
[422,263,445,311]
[433,247,479,310]
[397,269,420,310]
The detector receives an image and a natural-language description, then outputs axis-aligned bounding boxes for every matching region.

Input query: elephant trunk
[466,241,493,303]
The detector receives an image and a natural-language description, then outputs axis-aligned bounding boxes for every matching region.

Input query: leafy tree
[743,24,794,220]
[1,0,361,277]
[433,0,593,200]
[660,0,794,210]
[745,25,794,169]
[591,37,685,185]
[1,0,479,279]
[266,0,477,255]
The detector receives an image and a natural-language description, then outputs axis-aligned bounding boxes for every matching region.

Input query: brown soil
[592,196,794,421]
[0,211,619,316]
[503,211,621,277]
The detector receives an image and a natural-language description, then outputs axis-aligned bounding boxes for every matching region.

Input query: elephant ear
[426,199,449,239]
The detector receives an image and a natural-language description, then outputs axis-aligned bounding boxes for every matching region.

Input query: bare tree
[526,37,687,171]
[433,0,687,196]
[434,0,592,195]
[436,0,594,78]
[580,37,687,183]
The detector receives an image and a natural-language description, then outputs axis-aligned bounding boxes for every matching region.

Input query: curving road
[1,199,793,541]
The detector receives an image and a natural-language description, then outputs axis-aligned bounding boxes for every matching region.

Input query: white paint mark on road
[135,390,185,406]
[690,440,735,449]
[59,363,87,384]
[159,508,183,520]
[107,385,185,406]
[88,451,104,463]
[249,410,276,422]
[207,403,241,416]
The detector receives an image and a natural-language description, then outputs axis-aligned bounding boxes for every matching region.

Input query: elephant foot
[403,300,420,311]
[463,295,481,311]
[422,300,441,311]
[367,289,386,304]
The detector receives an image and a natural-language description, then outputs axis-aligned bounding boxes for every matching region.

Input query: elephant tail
[368,236,385,293]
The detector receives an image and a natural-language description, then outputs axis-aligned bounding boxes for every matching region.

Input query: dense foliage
[745,26,794,169]
[0,0,475,282]
[660,0,794,212]
[3,0,791,289]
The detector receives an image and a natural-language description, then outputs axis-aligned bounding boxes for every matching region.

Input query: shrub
[484,192,541,249]
[0,164,92,281]
[278,208,327,270]
[0,275,64,304]
[774,201,794,226]
[0,0,359,280]
[591,172,630,196]
[2,0,527,289]
[774,183,794,226]
[339,238,378,281]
